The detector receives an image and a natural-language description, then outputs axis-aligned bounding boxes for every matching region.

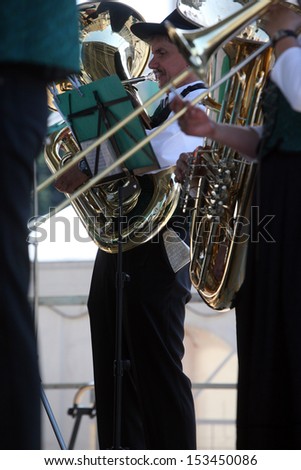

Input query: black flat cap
[130,9,197,41]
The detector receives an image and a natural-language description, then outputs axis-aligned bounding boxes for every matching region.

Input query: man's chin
[158,78,167,88]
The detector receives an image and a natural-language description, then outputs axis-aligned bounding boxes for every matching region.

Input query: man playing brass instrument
[171,1,301,450]
[56,9,206,449]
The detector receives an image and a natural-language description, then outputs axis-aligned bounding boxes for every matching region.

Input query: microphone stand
[112,184,130,449]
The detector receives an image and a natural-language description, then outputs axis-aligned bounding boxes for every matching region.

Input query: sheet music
[81,139,123,177]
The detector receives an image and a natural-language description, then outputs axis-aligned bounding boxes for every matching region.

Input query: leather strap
[150,82,206,128]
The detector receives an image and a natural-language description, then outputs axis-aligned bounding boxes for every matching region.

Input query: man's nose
[148,56,157,69]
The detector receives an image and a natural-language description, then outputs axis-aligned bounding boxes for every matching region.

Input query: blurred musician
[0,0,79,449]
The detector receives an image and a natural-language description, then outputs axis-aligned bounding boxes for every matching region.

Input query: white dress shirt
[270,42,301,112]
[146,81,206,169]
[251,39,301,141]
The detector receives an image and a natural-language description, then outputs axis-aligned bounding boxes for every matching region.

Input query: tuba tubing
[121,72,156,85]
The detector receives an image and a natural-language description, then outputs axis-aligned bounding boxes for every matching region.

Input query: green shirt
[260,79,301,157]
[0,0,80,79]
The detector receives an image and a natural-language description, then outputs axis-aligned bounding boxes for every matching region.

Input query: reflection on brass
[176,0,300,28]
[48,1,150,108]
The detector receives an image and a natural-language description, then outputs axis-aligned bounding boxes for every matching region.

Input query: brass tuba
[170,0,276,310]
[45,1,181,253]
[168,0,301,310]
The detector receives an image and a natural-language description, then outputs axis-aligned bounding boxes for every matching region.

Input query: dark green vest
[260,78,301,158]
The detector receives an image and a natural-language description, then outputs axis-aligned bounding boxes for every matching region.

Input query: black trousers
[88,216,196,449]
[0,66,48,449]
[235,151,301,449]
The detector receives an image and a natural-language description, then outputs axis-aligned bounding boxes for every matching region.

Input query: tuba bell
[45,1,181,253]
